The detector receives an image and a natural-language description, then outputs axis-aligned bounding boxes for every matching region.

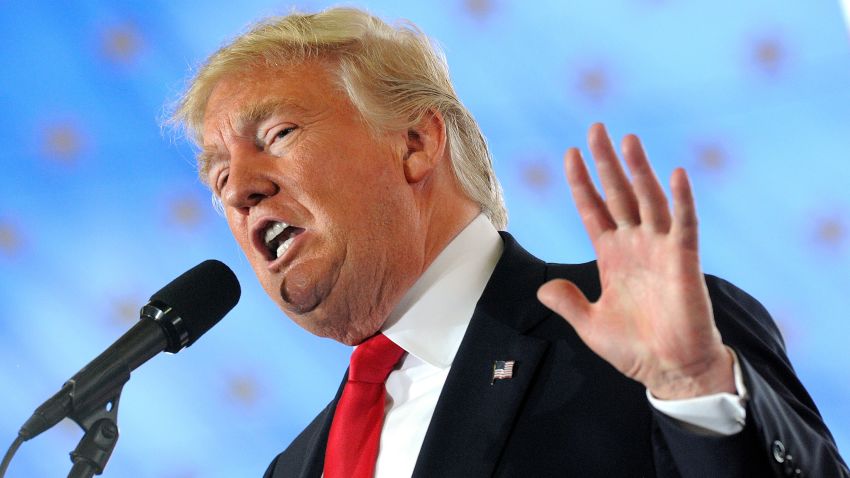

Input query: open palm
[538,124,735,400]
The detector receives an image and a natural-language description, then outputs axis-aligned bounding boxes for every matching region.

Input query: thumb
[537,279,592,328]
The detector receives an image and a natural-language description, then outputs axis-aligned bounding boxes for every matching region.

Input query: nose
[220,147,279,215]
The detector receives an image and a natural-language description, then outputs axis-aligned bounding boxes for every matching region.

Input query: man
[171,7,848,478]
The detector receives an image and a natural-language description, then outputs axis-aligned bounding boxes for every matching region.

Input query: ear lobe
[403,111,447,184]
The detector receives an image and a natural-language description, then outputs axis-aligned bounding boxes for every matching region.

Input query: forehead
[202,60,344,134]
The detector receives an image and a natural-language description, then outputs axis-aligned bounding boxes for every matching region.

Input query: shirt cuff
[646,347,748,436]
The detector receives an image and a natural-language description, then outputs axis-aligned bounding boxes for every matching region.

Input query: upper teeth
[264,221,289,244]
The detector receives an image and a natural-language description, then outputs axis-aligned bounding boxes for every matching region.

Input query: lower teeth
[276,237,295,258]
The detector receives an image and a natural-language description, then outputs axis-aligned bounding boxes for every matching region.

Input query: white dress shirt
[369,214,746,477]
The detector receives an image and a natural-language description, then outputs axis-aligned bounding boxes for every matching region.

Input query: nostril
[221,183,273,210]
[248,192,267,204]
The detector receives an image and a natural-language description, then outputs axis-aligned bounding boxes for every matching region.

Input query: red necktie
[324,333,405,478]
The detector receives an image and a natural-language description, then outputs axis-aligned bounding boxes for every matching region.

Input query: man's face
[201,60,425,345]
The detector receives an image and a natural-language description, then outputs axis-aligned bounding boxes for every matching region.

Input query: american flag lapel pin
[491,360,515,384]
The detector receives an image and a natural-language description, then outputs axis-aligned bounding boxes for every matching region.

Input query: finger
[537,279,593,329]
[670,168,699,251]
[621,134,671,232]
[564,147,616,239]
[588,123,640,227]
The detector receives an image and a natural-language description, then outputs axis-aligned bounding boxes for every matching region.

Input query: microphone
[17,260,241,441]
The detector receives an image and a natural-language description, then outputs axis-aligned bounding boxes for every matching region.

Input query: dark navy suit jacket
[264,233,848,477]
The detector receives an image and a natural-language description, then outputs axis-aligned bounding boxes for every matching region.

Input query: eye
[215,169,229,195]
[273,126,296,141]
[262,124,297,153]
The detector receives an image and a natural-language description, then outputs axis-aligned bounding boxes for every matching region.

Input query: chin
[285,306,381,346]
[274,255,408,345]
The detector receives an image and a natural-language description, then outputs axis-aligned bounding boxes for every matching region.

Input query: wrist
[648,346,736,400]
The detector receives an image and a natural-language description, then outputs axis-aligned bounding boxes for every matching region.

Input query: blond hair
[170,7,507,229]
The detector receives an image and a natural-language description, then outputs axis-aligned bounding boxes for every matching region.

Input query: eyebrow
[197,147,220,180]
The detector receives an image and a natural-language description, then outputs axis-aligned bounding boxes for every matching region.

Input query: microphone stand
[66,390,123,478]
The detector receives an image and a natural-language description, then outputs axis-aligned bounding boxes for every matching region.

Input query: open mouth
[261,221,305,260]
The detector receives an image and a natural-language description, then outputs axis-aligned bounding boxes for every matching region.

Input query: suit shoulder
[544,260,602,302]
[702,274,786,353]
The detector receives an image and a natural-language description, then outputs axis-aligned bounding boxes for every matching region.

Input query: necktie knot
[348,333,405,383]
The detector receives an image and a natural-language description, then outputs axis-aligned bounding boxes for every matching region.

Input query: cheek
[224,210,252,252]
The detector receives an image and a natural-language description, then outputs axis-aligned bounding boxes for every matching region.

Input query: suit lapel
[412,313,548,477]
[412,232,554,477]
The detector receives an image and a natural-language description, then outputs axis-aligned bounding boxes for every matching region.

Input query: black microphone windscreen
[149,260,241,346]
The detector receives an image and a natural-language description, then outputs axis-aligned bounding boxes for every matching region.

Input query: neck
[419,199,481,277]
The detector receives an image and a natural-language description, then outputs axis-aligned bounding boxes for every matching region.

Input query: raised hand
[537,123,735,400]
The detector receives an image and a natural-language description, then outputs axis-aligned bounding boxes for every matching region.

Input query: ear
[403,110,447,184]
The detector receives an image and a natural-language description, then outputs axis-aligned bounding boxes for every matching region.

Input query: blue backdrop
[1,1,848,476]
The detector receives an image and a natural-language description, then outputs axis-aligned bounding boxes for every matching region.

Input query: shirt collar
[381,214,503,369]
